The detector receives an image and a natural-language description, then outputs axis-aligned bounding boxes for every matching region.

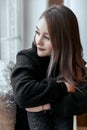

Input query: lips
[37,47,45,51]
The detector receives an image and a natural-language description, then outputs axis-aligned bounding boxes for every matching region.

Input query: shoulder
[17,47,37,58]
[16,47,39,63]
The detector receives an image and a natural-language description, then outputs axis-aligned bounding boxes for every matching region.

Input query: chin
[37,52,47,57]
[37,53,45,57]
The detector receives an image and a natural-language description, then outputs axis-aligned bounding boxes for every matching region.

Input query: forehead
[37,17,49,33]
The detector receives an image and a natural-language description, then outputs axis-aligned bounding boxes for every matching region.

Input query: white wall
[21,0,48,49]
[64,1,87,130]
[64,0,87,62]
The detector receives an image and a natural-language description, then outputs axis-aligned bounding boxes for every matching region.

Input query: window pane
[0,0,21,62]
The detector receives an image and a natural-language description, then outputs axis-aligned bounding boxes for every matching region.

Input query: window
[0,0,21,62]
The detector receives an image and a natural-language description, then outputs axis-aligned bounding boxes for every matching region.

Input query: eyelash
[35,31,40,35]
[35,31,50,40]
[44,36,50,40]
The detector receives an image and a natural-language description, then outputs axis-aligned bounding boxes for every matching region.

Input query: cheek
[47,43,53,53]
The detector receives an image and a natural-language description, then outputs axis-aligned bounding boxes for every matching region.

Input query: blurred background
[0,0,87,129]
[0,0,87,63]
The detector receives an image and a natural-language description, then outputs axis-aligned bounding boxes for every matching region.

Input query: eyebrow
[36,26,49,35]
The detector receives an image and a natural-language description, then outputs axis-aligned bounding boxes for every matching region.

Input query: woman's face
[35,17,53,57]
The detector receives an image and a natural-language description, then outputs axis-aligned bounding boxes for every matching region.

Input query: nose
[38,36,44,46]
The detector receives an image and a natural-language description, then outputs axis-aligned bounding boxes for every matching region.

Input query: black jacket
[11,47,87,117]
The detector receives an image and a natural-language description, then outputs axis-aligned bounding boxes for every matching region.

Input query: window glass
[0,0,21,62]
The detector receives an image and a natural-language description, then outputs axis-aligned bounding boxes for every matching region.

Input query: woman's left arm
[51,81,87,117]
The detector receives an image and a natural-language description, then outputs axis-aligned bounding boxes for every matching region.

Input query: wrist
[43,104,51,110]
[64,82,76,93]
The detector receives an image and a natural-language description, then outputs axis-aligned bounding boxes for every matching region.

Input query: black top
[11,46,87,117]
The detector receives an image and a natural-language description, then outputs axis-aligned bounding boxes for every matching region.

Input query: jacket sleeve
[11,50,67,108]
[51,81,87,117]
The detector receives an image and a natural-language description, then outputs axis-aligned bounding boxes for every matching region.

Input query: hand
[64,82,76,93]
[26,104,51,112]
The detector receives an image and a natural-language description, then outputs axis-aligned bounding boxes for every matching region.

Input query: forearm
[25,81,75,112]
[26,104,51,112]
[11,66,68,108]
[51,82,87,117]
[12,78,67,108]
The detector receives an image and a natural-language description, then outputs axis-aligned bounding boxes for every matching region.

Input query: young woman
[11,5,87,130]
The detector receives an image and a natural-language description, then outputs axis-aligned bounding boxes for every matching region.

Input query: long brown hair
[37,5,87,86]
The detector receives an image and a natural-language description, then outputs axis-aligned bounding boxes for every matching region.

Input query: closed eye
[44,35,50,40]
[35,30,40,35]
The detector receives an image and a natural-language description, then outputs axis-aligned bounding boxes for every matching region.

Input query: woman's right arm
[11,49,68,108]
